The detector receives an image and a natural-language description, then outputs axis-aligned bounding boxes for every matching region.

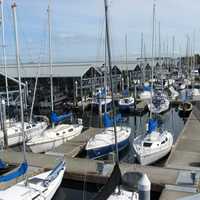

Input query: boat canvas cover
[51,112,72,123]
[0,160,7,169]
[43,160,65,187]
[147,119,157,133]
[103,113,122,128]
[0,161,28,182]
[90,163,121,200]
[122,89,129,97]
[144,85,151,92]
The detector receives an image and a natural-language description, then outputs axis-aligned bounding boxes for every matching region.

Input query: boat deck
[46,127,102,157]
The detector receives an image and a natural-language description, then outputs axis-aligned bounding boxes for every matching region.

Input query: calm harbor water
[53,104,187,200]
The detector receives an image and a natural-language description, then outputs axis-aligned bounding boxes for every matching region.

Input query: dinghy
[133,119,173,165]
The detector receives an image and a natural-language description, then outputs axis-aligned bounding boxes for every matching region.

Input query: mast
[140,32,144,84]
[125,34,129,91]
[47,1,54,127]
[11,2,26,161]
[104,0,119,165]
[0,0,9,106]
[150,1,156,119]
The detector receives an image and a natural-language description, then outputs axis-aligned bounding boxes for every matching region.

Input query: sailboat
[133,119,173,165]
[139,82,152,101]
[118,35,135,111]
[0,3,65,200]
[26,2,83,153]
[0,1,47,148]
[133,1,173,166]
[89,1,138,199]
[168,86,179,100]
[147,91,170,114]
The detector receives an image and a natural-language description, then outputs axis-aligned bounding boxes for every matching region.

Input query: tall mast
[47,1,54,127]
[150,1,156,119]
[125,34,128,89]
[11,2,26,161]
[104,0,119,165]
[140,32,144,83]
[0,0,9,106]
[104,26,107,113]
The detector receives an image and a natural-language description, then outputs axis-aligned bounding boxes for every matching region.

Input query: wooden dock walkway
[159,106,200,200]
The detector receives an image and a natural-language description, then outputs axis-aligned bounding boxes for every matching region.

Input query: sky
[1,0,200,63]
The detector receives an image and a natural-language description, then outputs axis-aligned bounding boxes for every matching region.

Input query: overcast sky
[1,0,200,63]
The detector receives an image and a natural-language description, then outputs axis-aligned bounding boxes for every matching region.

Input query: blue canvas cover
[103,113,122,128]
[122,89,129,97]
[43,160,65,187]
[147,119,158,133]
[51,112,72,123]
[0,161,28,182]
[0,159,7,169]
[144,85,151,92]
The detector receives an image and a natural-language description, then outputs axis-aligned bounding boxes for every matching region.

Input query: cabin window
[69,128,73,132]
[26,126,31,129]
[165,138,168,142]
[143,142,152,147]
[32,124,36,127]
[63,132,66,134]
[56,133,60,136]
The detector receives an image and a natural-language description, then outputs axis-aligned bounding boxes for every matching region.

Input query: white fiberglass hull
[148,99,170,114]
[27,124,83,153]
[107,189,139,200]
[139,91,152,100]
[86,126,131,159]
[0,121,47,147]
[0,165,65,200]
[133,131,173,165]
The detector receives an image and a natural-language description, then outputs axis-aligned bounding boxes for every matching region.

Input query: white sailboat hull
[0,165,65,200]
[0,122,48,147]
[27,124,83,153]
[133,131,173,165]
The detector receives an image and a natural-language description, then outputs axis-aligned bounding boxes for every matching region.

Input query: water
[53,104,187,200]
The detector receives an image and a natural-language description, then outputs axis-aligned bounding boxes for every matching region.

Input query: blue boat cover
[103,113,122,128]
[0,161,28,183]
[122,89,129,97]
[0,159,7,169]
[147,119,158,133]
[51,112,72,123]
[43,160,65,187]
[144,85,151,92]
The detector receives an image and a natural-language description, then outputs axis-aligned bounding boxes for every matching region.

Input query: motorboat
[86,126,131,159]
[148,92,170,114]
[118,97,135,111]
[0,160,65,200]
[26,123,83,153]
[0,121,48,147]
[133,119,173,165]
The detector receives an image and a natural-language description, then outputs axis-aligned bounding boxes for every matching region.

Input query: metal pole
[47,2,54,128]
[150,1,156,119]
[104,0,119,165]
[1,99,8,148]
[0,0,9,106]
[11,2,26,161]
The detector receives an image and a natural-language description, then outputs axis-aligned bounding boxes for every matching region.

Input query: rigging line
[29,16,48,123]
